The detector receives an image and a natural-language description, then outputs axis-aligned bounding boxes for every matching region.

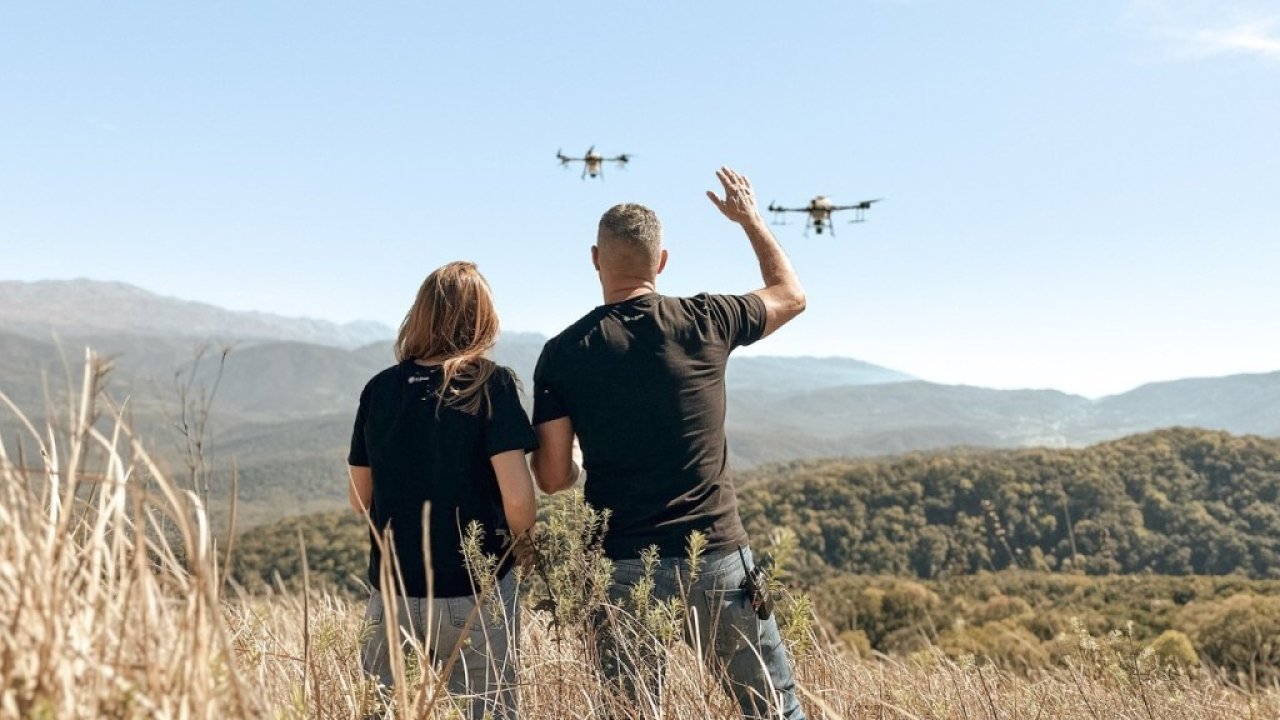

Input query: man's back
[533,291,766,558]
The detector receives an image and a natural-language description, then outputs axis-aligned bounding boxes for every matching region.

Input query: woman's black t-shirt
[348,361,537,598]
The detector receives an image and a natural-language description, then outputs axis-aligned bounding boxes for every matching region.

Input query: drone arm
[832,199,882,211]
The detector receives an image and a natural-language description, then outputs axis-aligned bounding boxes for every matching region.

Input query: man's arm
[531,417,580,494]
[706,166,806,338]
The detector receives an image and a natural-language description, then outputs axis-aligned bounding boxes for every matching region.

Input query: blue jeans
[594,547,806,719]
[360,571,520,719]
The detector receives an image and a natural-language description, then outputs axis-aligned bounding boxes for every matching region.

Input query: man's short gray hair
[598,203,662,269]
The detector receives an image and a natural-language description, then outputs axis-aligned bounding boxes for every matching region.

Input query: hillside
[738,428,1280,581]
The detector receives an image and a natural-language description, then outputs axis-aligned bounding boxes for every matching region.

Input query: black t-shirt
[348,361,537,598]
[532,292,767,559]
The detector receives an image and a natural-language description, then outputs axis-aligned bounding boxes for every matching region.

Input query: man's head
[594,203,667,280]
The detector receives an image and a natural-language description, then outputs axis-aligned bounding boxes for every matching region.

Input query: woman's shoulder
[486,363,523,389]
[361,362,409,392]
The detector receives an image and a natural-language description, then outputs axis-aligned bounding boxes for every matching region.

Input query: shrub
[838,629,873,659]
[1149,630,1198,670]
[1186,593,1280,685]
[972,594,1032,625]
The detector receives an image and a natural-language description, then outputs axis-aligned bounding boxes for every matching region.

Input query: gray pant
[594,547,806,719]
[360,571,520,719]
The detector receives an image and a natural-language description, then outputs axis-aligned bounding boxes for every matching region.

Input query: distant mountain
[0,331,58,410]
[727,382,1090,464]
[490,332,549,387]
[727,373,1280,466]
[1091,372,1280,440]
[0,279,393,348]
[734,382,1087,439]
[727,356,914,396]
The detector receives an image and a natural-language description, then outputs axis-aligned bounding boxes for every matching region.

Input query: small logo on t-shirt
[408,376,432,384]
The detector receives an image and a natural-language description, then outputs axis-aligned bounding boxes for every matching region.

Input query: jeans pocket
[449,594,505,631]
[700,587,759,658]
[444,596,471,629]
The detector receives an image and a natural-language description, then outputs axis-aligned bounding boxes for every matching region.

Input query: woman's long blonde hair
[395,261,499,415]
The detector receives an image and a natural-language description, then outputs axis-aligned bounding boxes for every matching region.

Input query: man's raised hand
[706,167,763,226]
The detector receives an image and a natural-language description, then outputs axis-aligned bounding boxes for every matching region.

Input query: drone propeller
[848,199,883,223]
[767,202,790,225]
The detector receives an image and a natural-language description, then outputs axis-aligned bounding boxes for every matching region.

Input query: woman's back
[347,261,534,719]
[349,360,534,598]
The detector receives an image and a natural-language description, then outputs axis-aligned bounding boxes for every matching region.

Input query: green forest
[738,427,1280,582]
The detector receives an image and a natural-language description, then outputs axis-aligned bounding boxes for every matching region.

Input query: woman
[347,261,536,719]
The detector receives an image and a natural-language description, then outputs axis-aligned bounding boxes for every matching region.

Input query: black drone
[767,196,882,235]
[556,146,631,180]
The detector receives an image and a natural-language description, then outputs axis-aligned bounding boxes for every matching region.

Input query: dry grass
[3,352,1280,719]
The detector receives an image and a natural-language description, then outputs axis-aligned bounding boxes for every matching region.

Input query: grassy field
[4,359,1280,719]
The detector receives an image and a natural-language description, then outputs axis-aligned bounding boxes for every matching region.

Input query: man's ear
[591,245,600,271]
[656,248,669,275]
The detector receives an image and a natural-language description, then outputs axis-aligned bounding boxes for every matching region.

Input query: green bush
[1186,594,1280,684]
[1149,630,1198,670]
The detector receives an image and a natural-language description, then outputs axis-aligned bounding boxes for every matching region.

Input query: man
[530,167,807,719]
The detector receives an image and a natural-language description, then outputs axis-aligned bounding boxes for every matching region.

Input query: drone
[766,196,882,236]
[556,146,631,180]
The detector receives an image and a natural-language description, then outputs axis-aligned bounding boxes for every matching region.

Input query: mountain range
[0,279,392,348]
[1,278,1277,526]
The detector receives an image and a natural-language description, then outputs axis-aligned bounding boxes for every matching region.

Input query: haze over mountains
[2,279,1277,525]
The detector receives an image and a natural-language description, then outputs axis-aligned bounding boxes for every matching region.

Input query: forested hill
[233,428,1280,594]
[739,427,1280,582]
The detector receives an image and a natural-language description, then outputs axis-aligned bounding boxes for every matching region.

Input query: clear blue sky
[3,1,1277,397]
